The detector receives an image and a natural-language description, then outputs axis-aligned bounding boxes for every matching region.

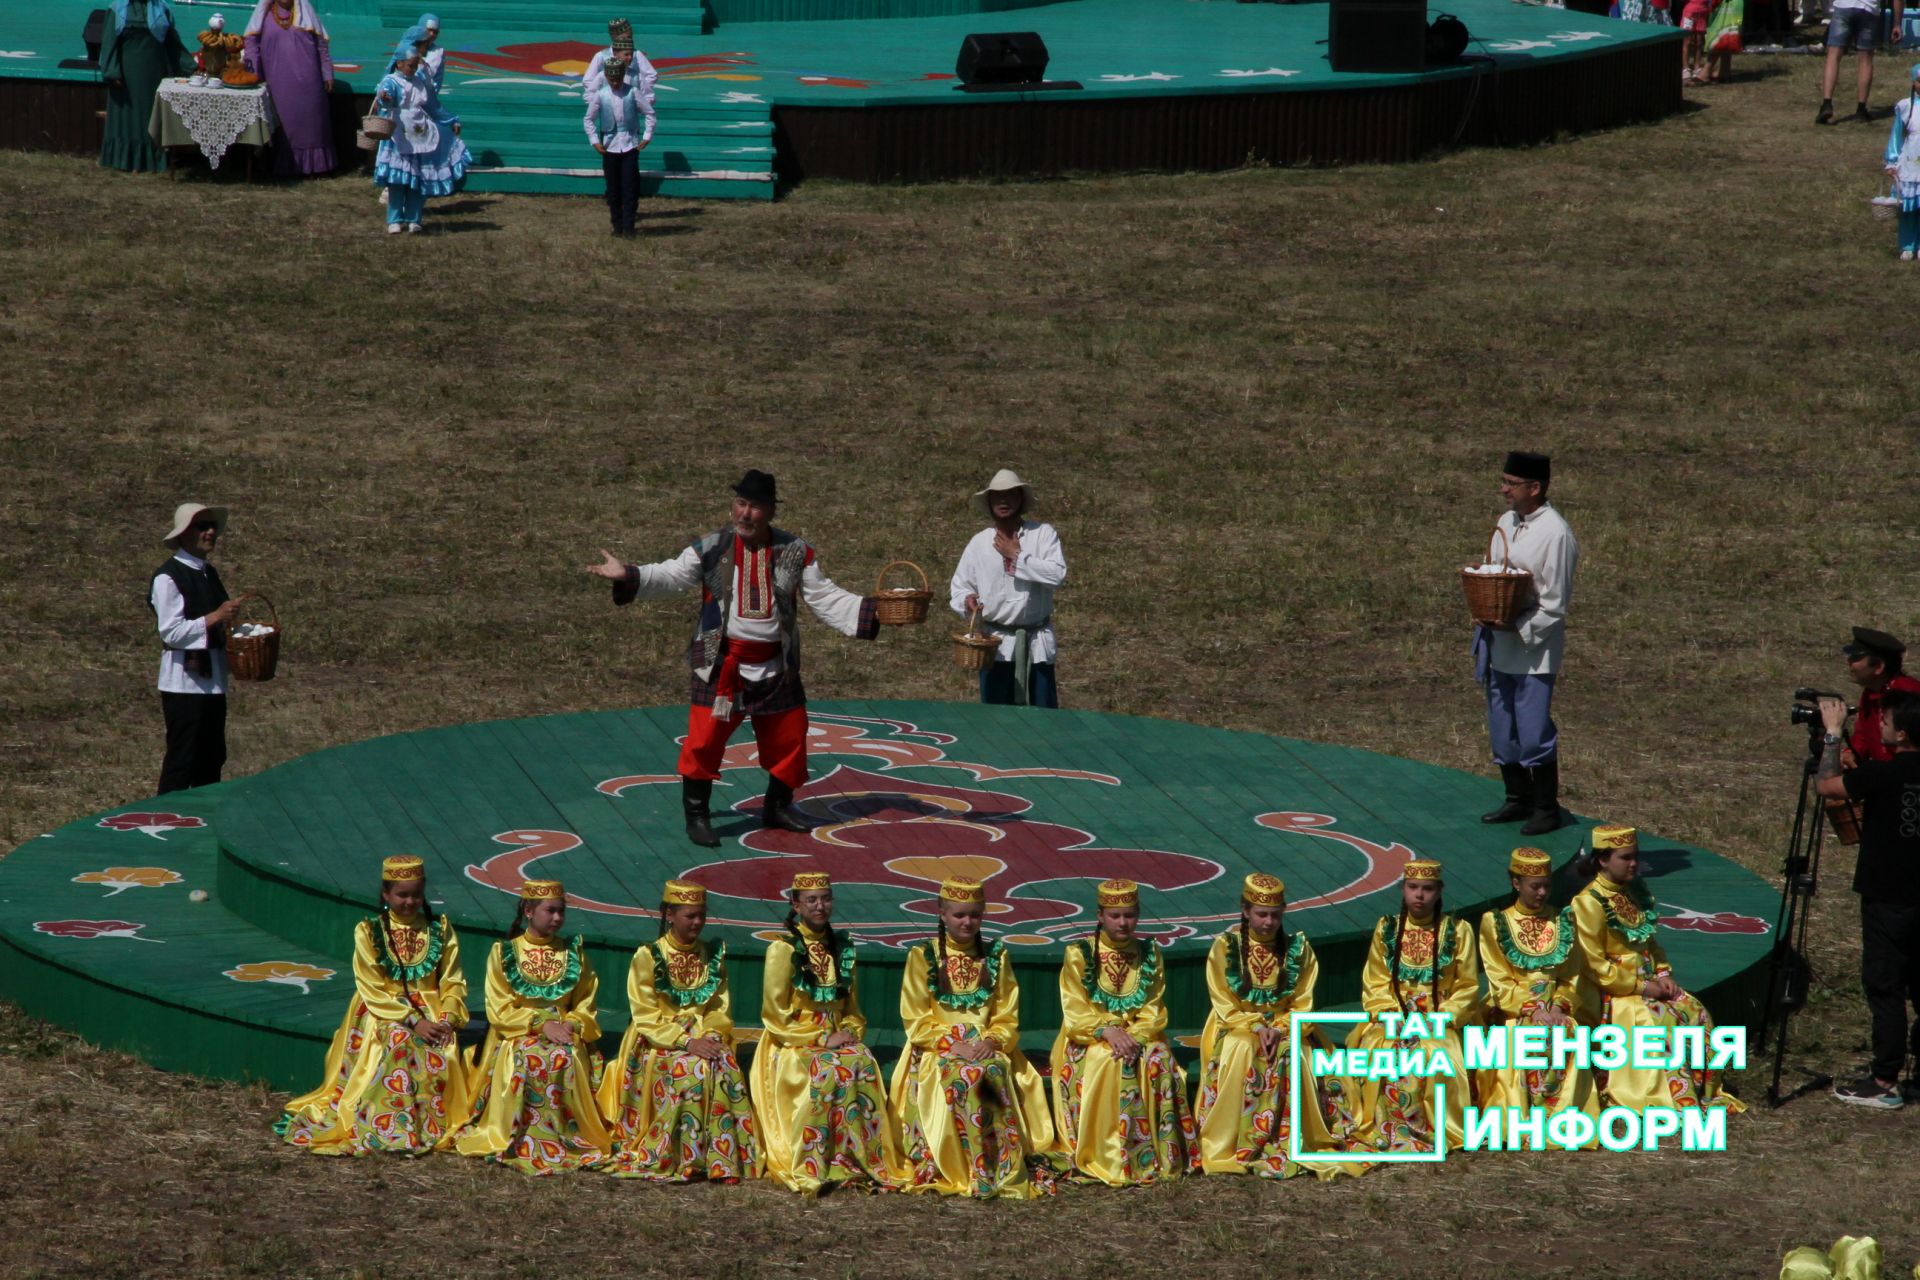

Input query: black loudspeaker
[956,31,1049,85]
[1327,0,1427,73]
[1426,12,1470,63]
[61,8,110,70]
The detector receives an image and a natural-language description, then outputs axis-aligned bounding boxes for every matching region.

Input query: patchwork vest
[689,527,813,675]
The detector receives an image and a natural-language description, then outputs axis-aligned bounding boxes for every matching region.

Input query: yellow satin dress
[597,935,762,1181]
[453,934,613,1173]
[278,913,473,1154]
[1475,903,1599,1123]
[1050,934,1198,1185]
[749,923,899,1193]
[1343,914,1481,1154]
[1194,928,1360,1178]
[1572,874,1745,1115]
[891,938,1057,1198]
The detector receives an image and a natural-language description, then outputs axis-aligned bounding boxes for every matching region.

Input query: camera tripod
[1756,724,1836,1107]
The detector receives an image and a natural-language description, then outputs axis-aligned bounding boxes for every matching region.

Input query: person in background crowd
[371,39,469,235]
[1887,76,1920,259]
[150,502,238,794]
[1816,0,1902,124]
[100,0,195,172]
[242,0,335,176]
[949,469,1067,708]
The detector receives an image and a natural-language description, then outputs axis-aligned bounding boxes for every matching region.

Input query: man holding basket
[1474,451,1579,837]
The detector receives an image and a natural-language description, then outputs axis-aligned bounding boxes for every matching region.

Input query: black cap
[733,469,778,506]
[1843,626,1906,660]
[1502,451,1551,482]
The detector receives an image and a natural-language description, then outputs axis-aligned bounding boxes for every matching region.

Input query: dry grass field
[2,50,1919,1279]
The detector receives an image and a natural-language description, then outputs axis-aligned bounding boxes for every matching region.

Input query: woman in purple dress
[242,0,334,176]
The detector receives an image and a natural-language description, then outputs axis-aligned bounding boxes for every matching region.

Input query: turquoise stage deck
[0,703,1774,1092]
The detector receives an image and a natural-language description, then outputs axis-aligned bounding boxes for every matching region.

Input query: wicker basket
[1872,194,1899,222]
[361,113,395,141]
[1824,795,1863,846]
[355,130,379,151]
[873,560,931,626]
[227,593,281,682]
[953,608,1001,672]
[1460,526,1533,628]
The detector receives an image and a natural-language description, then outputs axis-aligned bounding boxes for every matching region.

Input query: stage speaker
[956,32,1049,86]
[60,8,110,70]
[1425,12,1470,63]
[1327,0,1427,73]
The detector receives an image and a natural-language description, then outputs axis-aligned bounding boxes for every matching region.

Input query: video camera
[1789,687,1853,729]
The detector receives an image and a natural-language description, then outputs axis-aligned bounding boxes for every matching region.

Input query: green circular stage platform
[0,703,1778,1091]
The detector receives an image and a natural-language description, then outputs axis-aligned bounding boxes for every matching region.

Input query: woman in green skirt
[101,0,195,172]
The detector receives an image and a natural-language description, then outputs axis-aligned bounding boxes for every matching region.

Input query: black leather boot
[1520,760,1568,836]
[761,779,810,832]
[1481,762,1532,824]
[683,778,719,848]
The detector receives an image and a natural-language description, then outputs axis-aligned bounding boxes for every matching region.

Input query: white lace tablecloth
[149,81,278,169]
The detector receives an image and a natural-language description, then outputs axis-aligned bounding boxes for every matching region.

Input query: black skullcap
[1502,451,1551,482]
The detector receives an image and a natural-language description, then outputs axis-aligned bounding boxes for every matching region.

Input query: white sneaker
[386,223,403,235]
[406,222,425,235]
[1903,250,1915,261]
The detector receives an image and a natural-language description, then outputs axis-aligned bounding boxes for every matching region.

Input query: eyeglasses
[187,520,219,533]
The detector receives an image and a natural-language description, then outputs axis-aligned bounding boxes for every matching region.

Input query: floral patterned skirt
[1342,1021,1472,1156]
[894,1046,1055,1199]
[604,1047,762,1182]
[454,1036,611,1175]
[1053,1039,1198,1186]
[1195,1025,1361,1179]
[751,1042,897,1194]
[277,1014,467,1156]
[1599,990,1745,1115]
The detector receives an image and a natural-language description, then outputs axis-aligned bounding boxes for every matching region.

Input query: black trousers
[1860,898,1920,1083]
[602,149,639,232]
[158,692,227,794]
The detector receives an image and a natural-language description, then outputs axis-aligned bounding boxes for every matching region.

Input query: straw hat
[971,469,1034,516]
[163,502,227,548]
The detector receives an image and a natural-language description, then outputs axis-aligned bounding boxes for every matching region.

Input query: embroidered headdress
[1402,859,1443,882]
[1507,847,1552,877]
[1242,872,1285,906]
[662,879,706,906]
[381,854,425,881]
[789,871,831,893]
[608,16,634,52]
[520,878,564,900]
[1592,824,1638,853]
[940,876,986,904]
[1096,878,1138,908]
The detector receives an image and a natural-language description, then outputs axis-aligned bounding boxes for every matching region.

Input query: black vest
[150,558,230,649]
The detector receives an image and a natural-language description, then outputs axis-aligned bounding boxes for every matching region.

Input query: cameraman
[1842,627,1920,767]
[1816,691,1920,1108]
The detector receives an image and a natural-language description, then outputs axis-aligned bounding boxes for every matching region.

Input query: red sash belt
[711,637,781,719]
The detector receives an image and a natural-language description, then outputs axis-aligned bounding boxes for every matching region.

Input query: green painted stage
[1,0,1681,194]
[0,703,1774,1092]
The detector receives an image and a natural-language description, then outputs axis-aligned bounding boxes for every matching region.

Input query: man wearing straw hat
[587,470,880,848]
[948,469,1067,708]
[149,502,240,794]
[1473,451,1578,836]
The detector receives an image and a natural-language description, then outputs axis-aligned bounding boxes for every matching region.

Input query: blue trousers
[1486,670,1557,767]
[1901,209,1920,254]
[979,661,1058,708]
[385,185,425,225]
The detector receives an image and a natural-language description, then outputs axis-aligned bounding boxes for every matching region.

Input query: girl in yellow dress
[453,878,613,1173]
[278,855,472,1154]
[1476,847,1598,1121]
[599,879,762,1182]
[750,871,898,1194]
[892,876,1057,1198]
[1344,858,1481,1154]
[1194,872,1360,1179]
[1571,824,1744,1115]
[1051,878,1198,1185]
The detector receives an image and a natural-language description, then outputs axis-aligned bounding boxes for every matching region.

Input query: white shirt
[583,46,659,102]
[422,44,444,92]
[625,543,867,681]
[151,551,228,695]
[947,520,1067,663]
[584,81,654,151]
[1488,502,1577,676]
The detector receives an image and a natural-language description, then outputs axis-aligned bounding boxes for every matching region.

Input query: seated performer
[893,876,1057,1198]
[1475,848,1598,1121]
[1194,873,1361,1179]
[1571,825,1744,1114]
[1051,878,1197,1185]
[1344,859,1481,1154]
[600,879,761,1182]
[454,879,613,1173]
[750,872,898,1193]
[587,469,879,847]
[278,855,471,1154]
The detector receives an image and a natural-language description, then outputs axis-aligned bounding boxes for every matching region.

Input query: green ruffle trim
[1381,915,1457,985]
[1223,930,1305,1006]
[653,938,726,1009]
[790,936,856,1004]
[1079,937,1161,1016]
[371,913,444,983]
[925,938,1005,1011]
[1491,907,1576,971]
[502,934,584,1002]
[1590,883,1660,945]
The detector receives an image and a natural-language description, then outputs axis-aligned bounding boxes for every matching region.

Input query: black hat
[733,469,778,506]
[1502,451,1551,482]
[1843,626,1906,660]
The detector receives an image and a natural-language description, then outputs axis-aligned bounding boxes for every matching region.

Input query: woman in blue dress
[371,39,469,235]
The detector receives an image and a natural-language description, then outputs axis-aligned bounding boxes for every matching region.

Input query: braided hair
[1385,891,1447,1015]
[656,901,672,940]
[784,904,848,1000]
[934,916,950,997]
